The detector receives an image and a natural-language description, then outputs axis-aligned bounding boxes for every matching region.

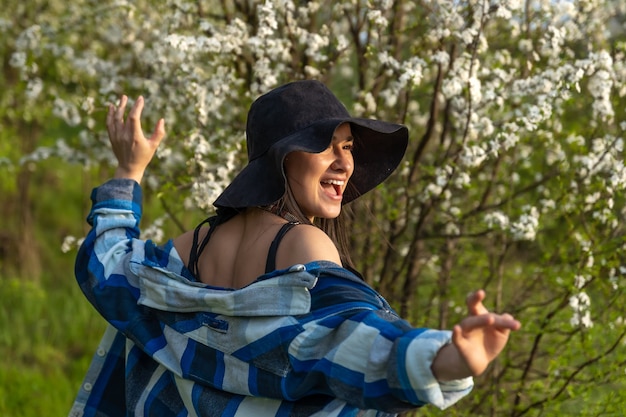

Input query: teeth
[321,179,345,185]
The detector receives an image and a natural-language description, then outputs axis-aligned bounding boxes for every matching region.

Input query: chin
[304,202,343,221]
[318,208,342,219]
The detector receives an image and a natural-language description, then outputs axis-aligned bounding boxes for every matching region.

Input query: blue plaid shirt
[69,179,473,417]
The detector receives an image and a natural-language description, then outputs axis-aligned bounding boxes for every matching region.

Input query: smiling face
[284,123,355,222]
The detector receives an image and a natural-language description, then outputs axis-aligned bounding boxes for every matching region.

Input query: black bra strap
[265,222,299,273]
[188,209,237,280]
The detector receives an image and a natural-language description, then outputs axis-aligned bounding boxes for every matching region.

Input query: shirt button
[97,348,106,357]
[289,264,306,272]
[83,382,93,392]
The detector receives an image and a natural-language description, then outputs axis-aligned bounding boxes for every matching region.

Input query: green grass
[0,275,106,417]
[0,159,196,417]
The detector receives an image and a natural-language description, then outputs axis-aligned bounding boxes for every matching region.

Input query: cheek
[286,154,322,180]
[285,155,315,191]
[347,155,355,177]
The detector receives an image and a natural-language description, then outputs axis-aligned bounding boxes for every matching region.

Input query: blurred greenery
[0,160,199,416]
[0,163,102,416]
[0,277,104,416]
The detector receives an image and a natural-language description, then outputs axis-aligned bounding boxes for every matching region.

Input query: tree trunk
[15,122,41,281]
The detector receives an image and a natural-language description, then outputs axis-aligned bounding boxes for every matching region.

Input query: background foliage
[2,0,626,416]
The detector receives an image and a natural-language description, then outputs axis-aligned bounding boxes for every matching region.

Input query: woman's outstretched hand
[106,95,166,184]
[431,290,521,381]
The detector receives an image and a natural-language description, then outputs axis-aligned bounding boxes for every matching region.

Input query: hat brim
[346,118,408,202]
[213,118,408,209]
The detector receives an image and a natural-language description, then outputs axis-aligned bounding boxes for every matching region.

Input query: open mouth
[321,179,344,197]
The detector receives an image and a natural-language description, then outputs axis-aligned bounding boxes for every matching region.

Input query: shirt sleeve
[75,178,187,343]
[285,272,473,412]
[75,178,143,320]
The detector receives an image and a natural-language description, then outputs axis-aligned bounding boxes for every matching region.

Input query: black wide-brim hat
[213,80,409,209]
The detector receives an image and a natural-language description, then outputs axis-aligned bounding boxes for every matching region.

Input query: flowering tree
[3,0,626,415]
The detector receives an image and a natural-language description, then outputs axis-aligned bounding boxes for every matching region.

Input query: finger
[106,103,116,136]
[149,118,166,147]
[459,314,496,333]
[128,96,145,139]
[467,289,488,316]
[116,95,128,124]
[493,315,521,331]
[501,313,515,321]
[451,325,478,374]
[451,324,463,345]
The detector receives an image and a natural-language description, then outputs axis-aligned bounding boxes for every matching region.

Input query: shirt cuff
[404,329,473,409]
[87,179,143,225]
[91,178,142,203]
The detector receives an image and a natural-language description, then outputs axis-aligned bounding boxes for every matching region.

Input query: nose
[331,147,354,175]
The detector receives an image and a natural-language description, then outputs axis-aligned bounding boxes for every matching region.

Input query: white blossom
[9,51,27,69]
[484,211,510,230]
[142,217,166,243]
[574,274,588,289]
[518,39,533,53]
[468,77,482,104]
[442,76,463,98]
[588,69,614,122]
[509,206,540,241]
[25,78,43,101]
[61,236,84,253]
[569,291,593,328]
[459,145,488,168]
[367,9,388,28]
[363,92,377,114]
[431,50,450,67]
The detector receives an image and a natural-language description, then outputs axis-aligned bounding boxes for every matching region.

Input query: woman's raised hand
[431,290,521,381]
[451,290,521,376]
[106,95,166,184]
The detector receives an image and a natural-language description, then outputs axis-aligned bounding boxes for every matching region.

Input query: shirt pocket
[186,314,303,377]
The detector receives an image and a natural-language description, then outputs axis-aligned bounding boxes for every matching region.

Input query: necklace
[260,203,301,224]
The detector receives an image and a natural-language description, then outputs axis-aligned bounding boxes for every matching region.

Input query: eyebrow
[331,135,354,142]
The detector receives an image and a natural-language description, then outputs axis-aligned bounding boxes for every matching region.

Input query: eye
[342,138,355,151]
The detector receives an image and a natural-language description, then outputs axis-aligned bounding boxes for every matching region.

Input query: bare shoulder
[276,223,342,268]
[172,227,208,265]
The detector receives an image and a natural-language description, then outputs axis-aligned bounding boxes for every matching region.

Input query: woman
[70,80,520,417]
